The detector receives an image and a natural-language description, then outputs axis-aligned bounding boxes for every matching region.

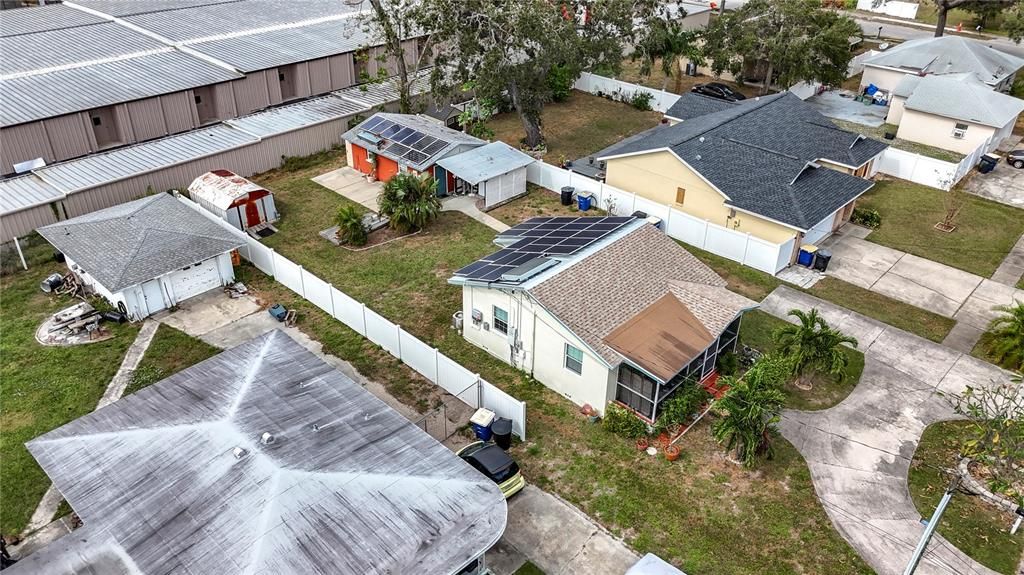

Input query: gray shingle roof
[598,92,887,230]
[9,330,506,575]
[664,92,741,121]
[529,223,752,367]
[902,75,1024,128]
[37,193,244,292]
[863,36,1024,86]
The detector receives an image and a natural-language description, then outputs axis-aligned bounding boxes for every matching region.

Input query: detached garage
[188,170,279,232]
[434,141,535,209]
[38,193,244,321]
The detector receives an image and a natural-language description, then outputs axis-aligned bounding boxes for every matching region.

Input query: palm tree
[334,204,368,246]
[774,308,858,391]
[986,300,1024,371]
[711,354,788,467]
[377,172,441,233]
[632,12,700,94]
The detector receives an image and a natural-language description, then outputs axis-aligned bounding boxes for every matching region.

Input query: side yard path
[760,286,1014,575]
[990,234,1024,287]
[13,320,159,558]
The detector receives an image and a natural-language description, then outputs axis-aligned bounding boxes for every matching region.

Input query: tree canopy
[702,0,861,93]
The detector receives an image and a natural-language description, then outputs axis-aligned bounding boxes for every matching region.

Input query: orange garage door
[376,156,399,182]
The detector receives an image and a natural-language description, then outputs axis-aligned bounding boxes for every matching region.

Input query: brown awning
[603,294,715,382]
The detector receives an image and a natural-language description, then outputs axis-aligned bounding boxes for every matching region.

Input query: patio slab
[312,166,384,212]
[807,90,888,127]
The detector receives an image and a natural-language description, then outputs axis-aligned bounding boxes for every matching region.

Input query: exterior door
[244,200,261,228]
[168,259,222,302]
[141,280,167,316]
[351,144,372,174]
[376,156,399,182]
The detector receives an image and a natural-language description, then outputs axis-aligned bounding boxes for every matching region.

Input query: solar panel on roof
[399,131,425,146]
[384,142,410,157]
[361,116,386,131]
[392,127,415,142]
[404,150,429,164]
[421,141,448,156]
[379,123,403,138]
[412,135,438,151]
[455,216,635,284]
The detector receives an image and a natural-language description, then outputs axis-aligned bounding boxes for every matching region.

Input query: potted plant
[665,444,681,461]
[636,437,650,451]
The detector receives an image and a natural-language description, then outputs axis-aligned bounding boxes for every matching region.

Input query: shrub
[334,205,368,246]
[377,172,441,232]
[603,403,649,438]
[844,0,856,9]
[657,381,712,430]
[717,351,739,376]
[629,91,654,111]
[774,308,857,390]
[984,301,1024,371]
[851,207,882,229]
[712,354,789,467]
[547,64,574,103]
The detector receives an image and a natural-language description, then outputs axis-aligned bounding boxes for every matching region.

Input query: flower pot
[665,445,681,462]
[656,432,670,449]
[636,438,650,451]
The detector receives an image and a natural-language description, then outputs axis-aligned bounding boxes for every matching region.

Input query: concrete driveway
[761,287,1012,575]
[313,166,384,212]
[807,90,888,127]
[487,485,638,575]
[963,161,1024,208]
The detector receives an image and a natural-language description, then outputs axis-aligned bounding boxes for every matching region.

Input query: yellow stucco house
[594,92,888,261]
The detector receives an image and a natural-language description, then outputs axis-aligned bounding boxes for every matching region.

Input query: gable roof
[526,222,756,378]
[902,75,1024,128]
[598,92,886,230]
[863,36,1024,86]
[37,193,244,292]
[435,141,535,185]
[10,330,506,575]
[664,92,741,122]
[342,112,485,172]
[188,170,269,210]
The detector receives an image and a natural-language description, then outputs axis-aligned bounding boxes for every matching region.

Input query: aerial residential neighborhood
[0,1,1022,575]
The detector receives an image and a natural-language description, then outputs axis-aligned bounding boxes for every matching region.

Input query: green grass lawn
[857,179,1024,277]
[829,119,965,163]
[232,150,873,574]
[513,562,546,575]
[0,258,140,536]
[678,244,956,342]
[487,91,661,163]
[909,422,1024,574]
[739,310,864,410]
[488,184,606,227]
[124,325,220,396]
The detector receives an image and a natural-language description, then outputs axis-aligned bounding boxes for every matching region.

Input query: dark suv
[1007,149,1024,169]
[691,82,747,102]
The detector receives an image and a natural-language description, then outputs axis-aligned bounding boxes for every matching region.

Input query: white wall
[462,285,616,414]
[861,66,911,94]
[896,110,997,155]
[886,96,906,125]
[857,0,918,18]
[573,72,682,114]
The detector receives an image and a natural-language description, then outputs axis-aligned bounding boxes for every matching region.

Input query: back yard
[239,150,872,574]
[486,91,661,163]
[857,179,1024,277]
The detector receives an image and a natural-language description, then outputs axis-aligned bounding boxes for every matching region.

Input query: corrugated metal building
[0,0,427,175]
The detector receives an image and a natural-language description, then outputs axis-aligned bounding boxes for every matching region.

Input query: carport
[435,141,535,209]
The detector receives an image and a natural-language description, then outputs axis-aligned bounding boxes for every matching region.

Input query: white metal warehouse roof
[0,174,65,213]
[35,125,258,194]
[0,4,106,37]
[226,93,367,137]
[8,330,506,575]
[0,22,167,76]
[436,141,535,185]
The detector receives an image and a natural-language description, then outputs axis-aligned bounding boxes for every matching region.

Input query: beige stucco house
[450,218,756,420]
[886,75,1024,155]
[593,92,887,259]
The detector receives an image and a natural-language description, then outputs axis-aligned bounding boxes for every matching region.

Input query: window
[675,187,686,205]
[952,123,968,139]
[492,306,508,334]
[564,344,583,374]
[91,116,102,126]
[194,94,202,104]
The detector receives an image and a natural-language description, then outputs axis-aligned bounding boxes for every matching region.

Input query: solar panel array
[455,216,635,283]
[360,116,450,166]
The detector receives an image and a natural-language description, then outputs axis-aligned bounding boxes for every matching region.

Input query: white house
[861,36,1024,95]
[38,193,244,320]
[449,216,757,420]
[887,75,1024,154]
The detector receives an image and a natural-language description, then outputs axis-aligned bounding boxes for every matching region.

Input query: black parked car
[1007,149,1024,169]
[691,82,747,102]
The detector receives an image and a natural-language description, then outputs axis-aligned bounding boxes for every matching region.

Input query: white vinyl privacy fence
[527,162,795,274]
[573,72,682,113]
[874,141,985,191]
[176,195,527,439]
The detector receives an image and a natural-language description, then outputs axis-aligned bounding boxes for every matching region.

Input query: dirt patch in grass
[857,178,1024,278]
[614,58,763,97]
[909,422,1024,574]
[739,310,864,410]
[488,185,607,226]
[0,261,140,536]
[486,91,661,164]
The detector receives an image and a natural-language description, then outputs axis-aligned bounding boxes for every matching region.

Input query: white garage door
[168,258,222,302]
[803,208,839,246]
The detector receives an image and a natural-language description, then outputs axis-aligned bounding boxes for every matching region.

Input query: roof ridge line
[669,93,783,147]
[723,137,800,161]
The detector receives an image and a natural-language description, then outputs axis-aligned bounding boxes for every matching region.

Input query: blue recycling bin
[577,192,593,211]
[797,245,818,268]
[470,408,495,441]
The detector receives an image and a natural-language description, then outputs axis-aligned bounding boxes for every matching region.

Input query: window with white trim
[564,344,583,375]
[492,306,508,334]
[952,122,968,139]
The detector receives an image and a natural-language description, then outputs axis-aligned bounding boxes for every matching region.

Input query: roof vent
[232,447,248,459]
[260,432,275,445]
[695,154,702,161]
[698,136,705,143]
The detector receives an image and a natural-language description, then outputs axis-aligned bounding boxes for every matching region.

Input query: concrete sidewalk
[991,233,1024,286]
[441,195,510,232]
[762,286,1011,575]
[488,485,638,575]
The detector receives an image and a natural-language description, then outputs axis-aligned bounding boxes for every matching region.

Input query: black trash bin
[491,417,513,450]
[560,186,575,206]
[813,249,832,272]
[978,154,999,174]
